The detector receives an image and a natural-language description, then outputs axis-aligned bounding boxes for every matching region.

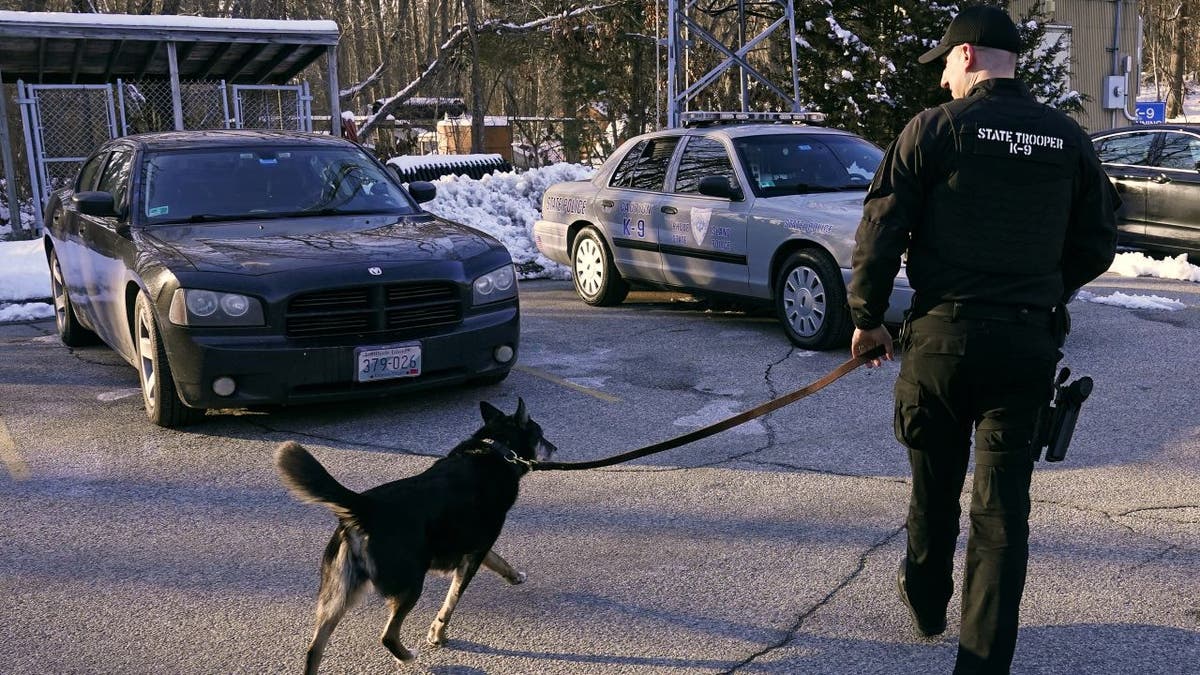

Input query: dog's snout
[537,438,558,460]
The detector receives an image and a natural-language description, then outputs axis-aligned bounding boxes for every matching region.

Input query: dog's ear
[480,401,504,423]
[515,397,529,426]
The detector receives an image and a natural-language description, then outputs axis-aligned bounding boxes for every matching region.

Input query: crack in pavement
[1031,496,1199,555]
[1118,504,1200,524]
[720,524,908,674]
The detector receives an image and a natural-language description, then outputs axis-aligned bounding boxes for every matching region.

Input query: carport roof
[0,10,340,85]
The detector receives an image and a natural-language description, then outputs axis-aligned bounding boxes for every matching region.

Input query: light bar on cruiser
[679,111,827,127]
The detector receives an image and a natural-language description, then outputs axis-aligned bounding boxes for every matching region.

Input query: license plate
[355,344,421,382]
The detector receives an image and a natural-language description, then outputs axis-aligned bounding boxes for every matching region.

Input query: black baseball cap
[918,5,1022,64]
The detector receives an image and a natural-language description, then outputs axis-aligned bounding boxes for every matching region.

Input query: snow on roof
[0,10,338,34]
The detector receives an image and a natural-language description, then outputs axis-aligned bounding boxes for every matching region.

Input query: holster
[1032,367,1094,462]
[897,310,913,352]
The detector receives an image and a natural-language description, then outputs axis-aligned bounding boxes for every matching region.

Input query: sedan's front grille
[286,282,462,338]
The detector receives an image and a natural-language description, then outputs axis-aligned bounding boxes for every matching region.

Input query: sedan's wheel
[774,249,852,350]
[49,250,97,347]
[572,228,629,306]
[134,293,204,428]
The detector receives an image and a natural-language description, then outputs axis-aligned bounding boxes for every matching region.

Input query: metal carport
[0,10,343,238]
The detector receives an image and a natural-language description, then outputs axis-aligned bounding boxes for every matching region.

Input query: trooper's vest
[916,93,1082,277]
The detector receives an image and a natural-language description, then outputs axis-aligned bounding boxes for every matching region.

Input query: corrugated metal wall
[1010,0,1140,132]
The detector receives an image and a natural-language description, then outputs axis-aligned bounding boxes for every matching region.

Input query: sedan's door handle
[660,206,678,214]
[600,199,615,208]
[1150,174,1172,184]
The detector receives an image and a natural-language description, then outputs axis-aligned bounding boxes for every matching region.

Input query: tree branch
[357,2,623,138]
[340,61,387,103]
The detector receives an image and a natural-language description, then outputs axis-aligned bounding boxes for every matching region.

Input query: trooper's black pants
[894,310,1059,674]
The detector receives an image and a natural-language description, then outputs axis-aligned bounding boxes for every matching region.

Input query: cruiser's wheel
[572,228,629,306]
[774,249,852,350]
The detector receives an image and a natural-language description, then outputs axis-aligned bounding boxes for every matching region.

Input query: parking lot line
[0,414,29,480]
[513,365,620,403]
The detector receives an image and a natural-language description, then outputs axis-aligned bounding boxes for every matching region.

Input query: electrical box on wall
[1102,75,1127,110]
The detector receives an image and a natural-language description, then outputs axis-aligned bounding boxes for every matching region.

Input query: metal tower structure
[665,0,802,128]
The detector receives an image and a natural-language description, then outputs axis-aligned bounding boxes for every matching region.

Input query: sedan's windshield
[141,146,418,224]
[733,133,883,198]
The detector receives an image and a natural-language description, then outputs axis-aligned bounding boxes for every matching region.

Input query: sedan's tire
[774,249,853,350]
[134,293,204,428]
[49,250,98,347]
[572,228,629,306]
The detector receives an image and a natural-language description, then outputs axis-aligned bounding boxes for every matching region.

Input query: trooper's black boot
[897,557,947,637]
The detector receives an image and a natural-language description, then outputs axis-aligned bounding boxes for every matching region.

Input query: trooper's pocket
[894,375,924,449]
[894,374,960,451]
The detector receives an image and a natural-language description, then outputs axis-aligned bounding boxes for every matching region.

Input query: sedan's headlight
[169,289,264,326]
[472,265,517,306]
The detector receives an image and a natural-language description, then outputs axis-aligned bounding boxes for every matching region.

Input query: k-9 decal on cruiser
[622,217,647,238]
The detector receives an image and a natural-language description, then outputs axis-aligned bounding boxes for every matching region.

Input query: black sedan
[44,130,520,427]
[1091,124,1200,260]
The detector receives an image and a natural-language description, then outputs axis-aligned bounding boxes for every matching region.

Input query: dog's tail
[274,441,365,522]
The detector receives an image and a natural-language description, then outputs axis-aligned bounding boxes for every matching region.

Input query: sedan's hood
[137,213,495,275]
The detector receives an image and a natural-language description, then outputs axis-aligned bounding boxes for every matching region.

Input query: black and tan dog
[275,399,556,674]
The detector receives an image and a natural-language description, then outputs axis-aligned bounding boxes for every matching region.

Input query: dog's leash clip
[502,448,536,471]
[476,438,537,470]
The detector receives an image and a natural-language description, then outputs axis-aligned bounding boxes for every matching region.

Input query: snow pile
[0,239,50,302]
[1075,290,1187,311]
[1109,251,1200,283]
[0,178,38,238]
[420,163,595,279]
[0,302,53,322]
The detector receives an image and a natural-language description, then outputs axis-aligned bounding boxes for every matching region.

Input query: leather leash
[531,344,886,471]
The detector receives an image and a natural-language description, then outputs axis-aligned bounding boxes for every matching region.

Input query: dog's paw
[508,571,527,585]
[425,626,447,648]
[392,645,418,663]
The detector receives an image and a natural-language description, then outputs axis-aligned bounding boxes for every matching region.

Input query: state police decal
[690,207,712,245]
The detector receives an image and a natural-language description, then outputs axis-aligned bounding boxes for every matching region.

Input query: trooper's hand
[851,326,894,368]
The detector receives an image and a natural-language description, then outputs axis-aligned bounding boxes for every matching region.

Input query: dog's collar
[469,438,536,470]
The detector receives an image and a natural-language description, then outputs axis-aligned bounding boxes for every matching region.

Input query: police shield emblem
[690,207,712,245]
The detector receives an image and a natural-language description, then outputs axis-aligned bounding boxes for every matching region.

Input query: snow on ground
[1,164,1196,321]
[419,162,594,279]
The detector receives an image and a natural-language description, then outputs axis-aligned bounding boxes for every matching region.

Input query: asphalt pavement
[0,273,1197,674]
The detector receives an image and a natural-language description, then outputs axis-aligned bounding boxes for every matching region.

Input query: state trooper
[846,5,1118,674]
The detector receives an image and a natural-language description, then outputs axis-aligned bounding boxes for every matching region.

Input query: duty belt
[921,301,1054,327]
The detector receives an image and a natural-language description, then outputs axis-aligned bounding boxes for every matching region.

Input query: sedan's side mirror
[698,175,743,201]
[408,180,436,204]
[74,191,118,218]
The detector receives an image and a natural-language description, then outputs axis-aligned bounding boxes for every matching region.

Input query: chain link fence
[233,85,309,131]
[30,85,116,198]
[120,79,229,133]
